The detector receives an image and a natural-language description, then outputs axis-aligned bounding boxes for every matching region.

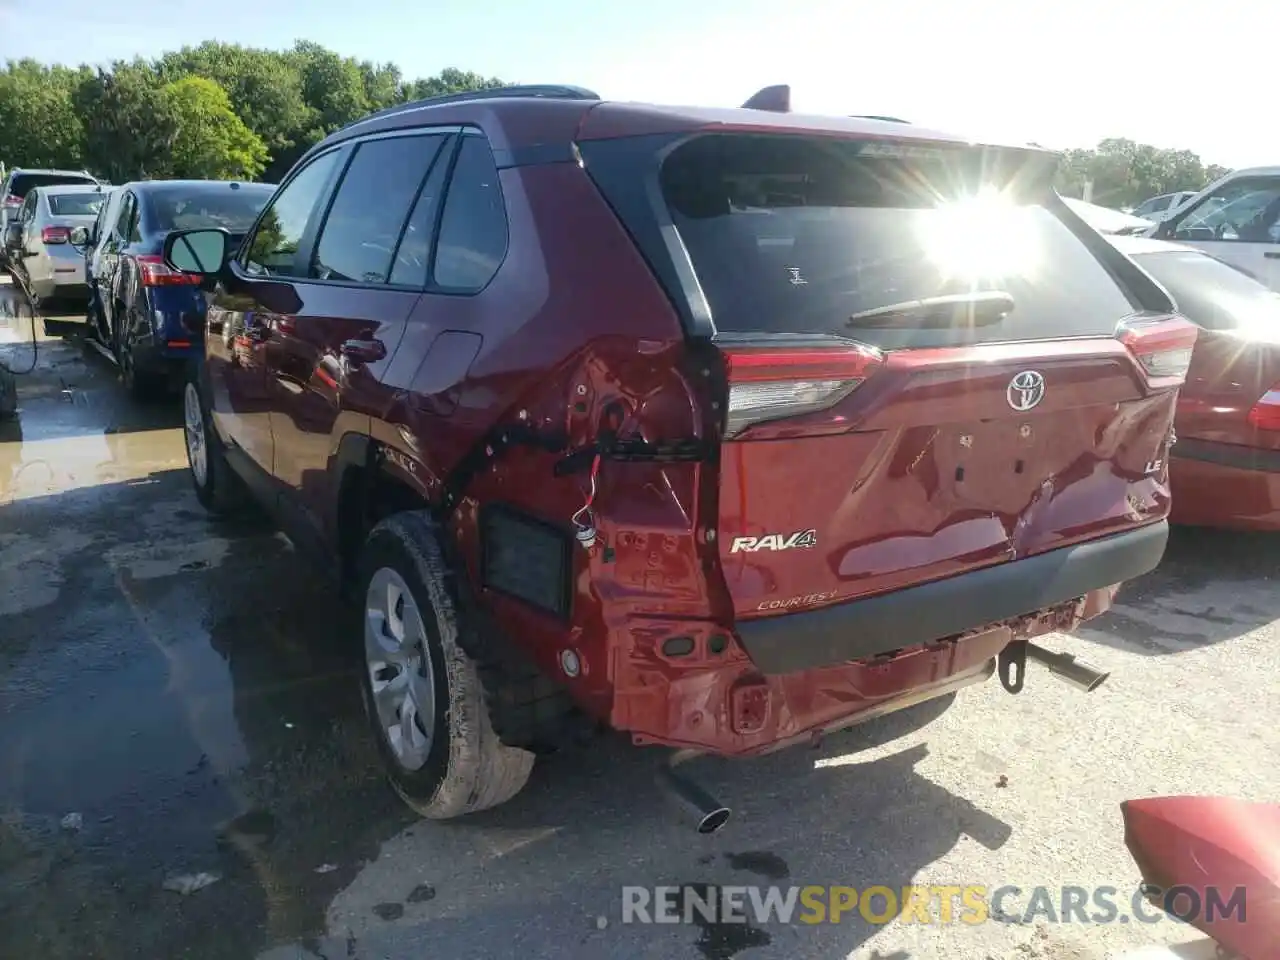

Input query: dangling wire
[572,453,601,549]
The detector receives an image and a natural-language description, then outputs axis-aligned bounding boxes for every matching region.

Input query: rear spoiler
[739,84,910,123]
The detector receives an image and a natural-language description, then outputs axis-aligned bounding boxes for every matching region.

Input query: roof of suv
[312,85,1050,167]
[5,167,96,180]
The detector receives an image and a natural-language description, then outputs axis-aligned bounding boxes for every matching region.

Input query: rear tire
[358,512,534,819]
[184,361,248,517]
[116,304,163,400]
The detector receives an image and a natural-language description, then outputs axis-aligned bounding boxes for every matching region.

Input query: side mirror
[70,226,89,247]
[163,227,231,276]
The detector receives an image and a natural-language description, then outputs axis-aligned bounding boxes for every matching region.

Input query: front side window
[91,200,110,244]
[1132,196,1167,218]
[1173,177,1280,243]
[243,150,341,277]
[433,134,508,291]
[310,133,447,285]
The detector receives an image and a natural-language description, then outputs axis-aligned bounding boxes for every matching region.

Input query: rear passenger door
[259,129,453,543]
[100,191,136,336]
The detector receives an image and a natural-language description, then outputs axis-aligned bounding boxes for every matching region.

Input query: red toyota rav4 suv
[164,84,1194,832]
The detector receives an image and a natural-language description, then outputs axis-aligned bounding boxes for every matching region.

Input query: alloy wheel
[364,566,436,771]
[183,382,208,487]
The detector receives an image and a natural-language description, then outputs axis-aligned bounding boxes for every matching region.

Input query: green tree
[406,67,507,101]
[75,60,176,182]
[360,60,405,111]
[0,60,85,169]
[158,42,315,159]
[2,44,508,184]
[160,76,268,180]
[1053,138,1232,209]
[292,40,370,135]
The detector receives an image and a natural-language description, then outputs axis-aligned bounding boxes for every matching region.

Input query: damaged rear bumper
[608,523,1164,756]
[735,520,1168,676]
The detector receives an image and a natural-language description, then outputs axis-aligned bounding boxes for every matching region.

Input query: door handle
[340,339,387,363]
[1264,252,1280,260]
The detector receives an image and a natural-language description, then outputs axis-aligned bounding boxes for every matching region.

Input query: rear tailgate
[582,130,1192,624]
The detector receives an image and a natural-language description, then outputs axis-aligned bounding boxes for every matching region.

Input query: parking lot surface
[2,290,1277,960]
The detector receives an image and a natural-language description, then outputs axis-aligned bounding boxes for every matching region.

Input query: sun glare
[918,187,1041,282]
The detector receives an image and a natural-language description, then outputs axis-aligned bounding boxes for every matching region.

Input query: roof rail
[851,115,910,123]
[357,84,601,125]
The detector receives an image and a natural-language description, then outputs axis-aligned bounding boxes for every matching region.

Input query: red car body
[1123,795,1280,960]
[167,86,1195,804]
[1113,236,1280,531]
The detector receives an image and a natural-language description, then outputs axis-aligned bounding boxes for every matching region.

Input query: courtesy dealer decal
[729,529,818,553]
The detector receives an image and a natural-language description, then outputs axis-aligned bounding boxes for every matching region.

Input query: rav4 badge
[730,530,818,553]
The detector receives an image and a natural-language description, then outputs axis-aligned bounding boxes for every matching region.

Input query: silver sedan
[3,183,110,309]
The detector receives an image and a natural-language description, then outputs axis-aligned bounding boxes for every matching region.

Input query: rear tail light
[138,254,201,287]
[41,226,70,245]
[1247,387,1280,431]
[1115,315,1198,388]
[3,195,21,207]
[720,341,884,437]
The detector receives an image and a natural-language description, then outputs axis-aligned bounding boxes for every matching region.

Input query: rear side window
[1134,250,1280,332]
[9,173,96,199]
[389,135,454,287]
[654,134,1138,349]
[48,193,106,216]
[433,135,508,291]
[311,133,447,285]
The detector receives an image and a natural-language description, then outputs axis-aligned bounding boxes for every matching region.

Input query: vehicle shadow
[1076,523,1280,656]
[277,715,1008,960]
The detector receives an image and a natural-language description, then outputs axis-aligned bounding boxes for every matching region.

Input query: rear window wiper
[847,291,1016,328]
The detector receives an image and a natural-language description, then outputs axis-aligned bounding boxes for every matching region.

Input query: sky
[0,0,1267,169]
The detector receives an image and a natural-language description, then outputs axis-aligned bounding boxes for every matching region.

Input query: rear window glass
[1134,250,1280,333]
[10,173,96,198]
[147,187,275,234]
[48,193,106,216]
[660,134,1138,348]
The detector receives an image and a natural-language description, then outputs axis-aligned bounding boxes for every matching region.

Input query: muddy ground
[2,280,1277,960]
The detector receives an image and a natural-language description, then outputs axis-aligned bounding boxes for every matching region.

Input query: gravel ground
[2,286,1276,960]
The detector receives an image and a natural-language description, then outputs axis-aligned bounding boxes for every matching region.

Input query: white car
[1129,190,1197,222]
[1147,166,1280,291]
[1061,196,1155,234]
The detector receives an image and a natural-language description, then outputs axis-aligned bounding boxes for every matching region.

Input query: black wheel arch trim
[1171,437,1280,473]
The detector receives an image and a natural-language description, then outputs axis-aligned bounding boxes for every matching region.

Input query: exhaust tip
[1082,671,1110,693]
[697,808,732,835]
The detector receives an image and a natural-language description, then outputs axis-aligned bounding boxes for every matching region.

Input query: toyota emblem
[1007,370,1046,412]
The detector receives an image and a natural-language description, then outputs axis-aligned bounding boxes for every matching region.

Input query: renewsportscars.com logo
[621,883,1247,926]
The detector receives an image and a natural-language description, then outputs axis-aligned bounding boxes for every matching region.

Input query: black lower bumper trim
[734,521,1169,676]
[1172,438,1280,474]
